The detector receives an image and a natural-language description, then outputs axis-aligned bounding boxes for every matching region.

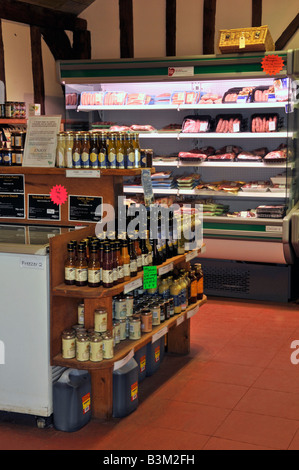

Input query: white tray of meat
[269,184,286,192]
[241,182,269,192]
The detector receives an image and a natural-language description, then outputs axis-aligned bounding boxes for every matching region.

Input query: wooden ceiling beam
[166,0,176,56]
[30,25,45,114]
[275,13,299,50]
[0,0,87,31]
[252,0,262,27]
[41,27,74,60]
[203,0,216,54]
[119,0,134,58]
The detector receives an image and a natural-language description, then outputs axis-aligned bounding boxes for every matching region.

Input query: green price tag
[143,266,158,290]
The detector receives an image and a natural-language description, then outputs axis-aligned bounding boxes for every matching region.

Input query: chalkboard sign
[0,174,24,193]
[28,194,60,221]
[69,195,103,223]
[0,194,25,219]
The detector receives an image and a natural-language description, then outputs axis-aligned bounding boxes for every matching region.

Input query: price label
[176,315,185,326]
[185,250,199,262]
[66,170,101,178]
[158,262,174,276]
[143,266,158,289]
[152,326,168,343]
[187,306,199,319]
[124,277,143,294]
[113,350,134,371]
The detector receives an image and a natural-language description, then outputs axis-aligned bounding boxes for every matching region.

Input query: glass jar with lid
[141,309,152,333]
[94,308,108,333]
[76,335,90,362]
[102,331,114,359]
[89,334,103,362]
[129,316,141,340]
[62,329,76,359]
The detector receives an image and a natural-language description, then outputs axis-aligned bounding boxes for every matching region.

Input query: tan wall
[1,0,298,110]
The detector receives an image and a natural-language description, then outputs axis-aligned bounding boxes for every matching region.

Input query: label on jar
[90,341,103,362]
[127,152,135,167]
[112,268,118,283]
[191,281,197,298]
[94,312,107,333]
[118,265,124,280]
[130,260,137,273]
[72,152,81,167]
[172,294,181,308]
[88,269,100,283]
[103,338,114,359]
[76,340,89,361]
[81,152,89,167]
[62,338,76,359]
[76,268,88,282]
[90,152,98,167]
[137,255,142,269]
[99,152,106,166]
[65,266,76,281]
[114,301,127,320]
[117,152,124,163]
[78,304,84,325]
[142,253,149,266]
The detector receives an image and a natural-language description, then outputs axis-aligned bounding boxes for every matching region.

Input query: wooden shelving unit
[49,224,206,419]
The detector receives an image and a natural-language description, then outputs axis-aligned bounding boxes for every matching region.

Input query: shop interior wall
[1,0,299,114]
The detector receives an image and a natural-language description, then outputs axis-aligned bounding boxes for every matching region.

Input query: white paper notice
[23,116,61,167]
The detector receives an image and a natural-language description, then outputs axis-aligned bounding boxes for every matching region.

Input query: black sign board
[0,193,25,219]
[28,194,60,221]
[69,195,102,223]
[0,174,24,193]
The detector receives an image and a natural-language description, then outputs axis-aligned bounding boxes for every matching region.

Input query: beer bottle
[89,133,99,169]
[81,133,90,168]
[98,132,107,169]
[107,133,117,169]
[189,270,198,304]
[56,133,65,168]
[72,132,81,168]
[132,132,141,168]
[64,132,73,168]
[126,133,135,169]
[116,132,125,169]
[194,263,204,300]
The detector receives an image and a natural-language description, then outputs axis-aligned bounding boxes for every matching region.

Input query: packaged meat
[171,92,186,105]
[130,124,156,132]
[215,145,242,155]
[126,93,147,105]
[215,115,242,133]
[198,92,222,104]
[178,151,208,162]
[185,91,199,104]
[66,93,78,106]
[252,86,275,103]
[252,147,269,157]
[207,153,235,161]
[222,87,252,103]
[80,91,104,106]
[104,91,127,106]
[236,151,262,162]
[263,149,287,162]
[110,125,131,132]
[250,113,279,132]
[155,93,171,104]
[182,115,212,133]
[256,205,286,219]
[241,181,270,192]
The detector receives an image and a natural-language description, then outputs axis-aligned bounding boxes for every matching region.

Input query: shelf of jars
[52,246,205,299]
[52,295,207,370]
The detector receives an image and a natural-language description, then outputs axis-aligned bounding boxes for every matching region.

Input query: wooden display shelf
[52,248,204,299]
[52,296,207,370]
[0,166,155,176]
[0,119,27,125]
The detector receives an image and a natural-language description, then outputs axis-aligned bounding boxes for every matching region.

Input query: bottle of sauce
[189,270,198,304]
[128,239,137,277]
[170,278,182,315]
[88,243,101,288]
[72,132,81,168]
[178,275,187,311]
[146,230,153,265]
[132,132,141,168]
[194,263,204,300]
[110,241,118,286]
[64,132,73,168]
[99,242,104,285]
[116,132,125,169]
[115,241,124,284]
[107,133,117,169]
[133,235,143,272]
[140,236,149,267]
[64,242,76,285]
[98,132,107,169]
[121,240,131,281]
[102,243,113,288]
[75,243,88,287]
[56,133,65,168]
[159,277,170,299]
[89,133,99,169]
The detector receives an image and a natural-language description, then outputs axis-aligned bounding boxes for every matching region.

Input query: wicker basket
[218,25,275,53]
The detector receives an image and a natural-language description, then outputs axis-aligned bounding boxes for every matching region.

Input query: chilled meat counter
[57,49,299,302]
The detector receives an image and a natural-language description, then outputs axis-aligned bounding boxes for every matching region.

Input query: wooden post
[166,0,176,57]
[119,0,134,58]
[30,25,45,115]
[251,0,262,27]
[203,0,216,55]
[73,30,91,59]
[0,20,5,101]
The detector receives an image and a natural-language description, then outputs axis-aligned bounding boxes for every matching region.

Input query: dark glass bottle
[64,242,76,285]
[128,239,137,277]
[75,243,88,287]
[88,244,101,288]
[150,238,163,266]
[102,243,113,288]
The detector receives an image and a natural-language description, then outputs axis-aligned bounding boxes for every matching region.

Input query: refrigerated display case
[58,50,299,301]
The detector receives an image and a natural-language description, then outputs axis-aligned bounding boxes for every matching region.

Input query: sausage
[262,117,266,132]
[216,118,223,133]
[273,115,277,131]
[224,120,229,133]
[252,117,256,132]
[228,118,233,133]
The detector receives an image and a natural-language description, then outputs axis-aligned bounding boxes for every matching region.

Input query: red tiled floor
[2,297,299,450]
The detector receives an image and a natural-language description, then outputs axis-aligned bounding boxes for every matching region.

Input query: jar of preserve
[114,296,127,320]
[102,331,114,359]
[113,320,121,344]
[151,302,161,326]
[129,316,141,340]
[89,335,103,362]
[62,329,76,359]
[168,298,174,317]
[78,303,84,325]
[159,300,166,322]
[141,309,152,333]
[125,294,134,316]
[119,318,127,341]
[94,308,107,333]
[76,335,90,362]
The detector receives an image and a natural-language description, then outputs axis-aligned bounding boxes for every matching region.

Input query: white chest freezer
[0,225,66,424]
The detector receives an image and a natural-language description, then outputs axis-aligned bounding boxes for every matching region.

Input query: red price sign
[261,55,284,76]
[50,184,68,205]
